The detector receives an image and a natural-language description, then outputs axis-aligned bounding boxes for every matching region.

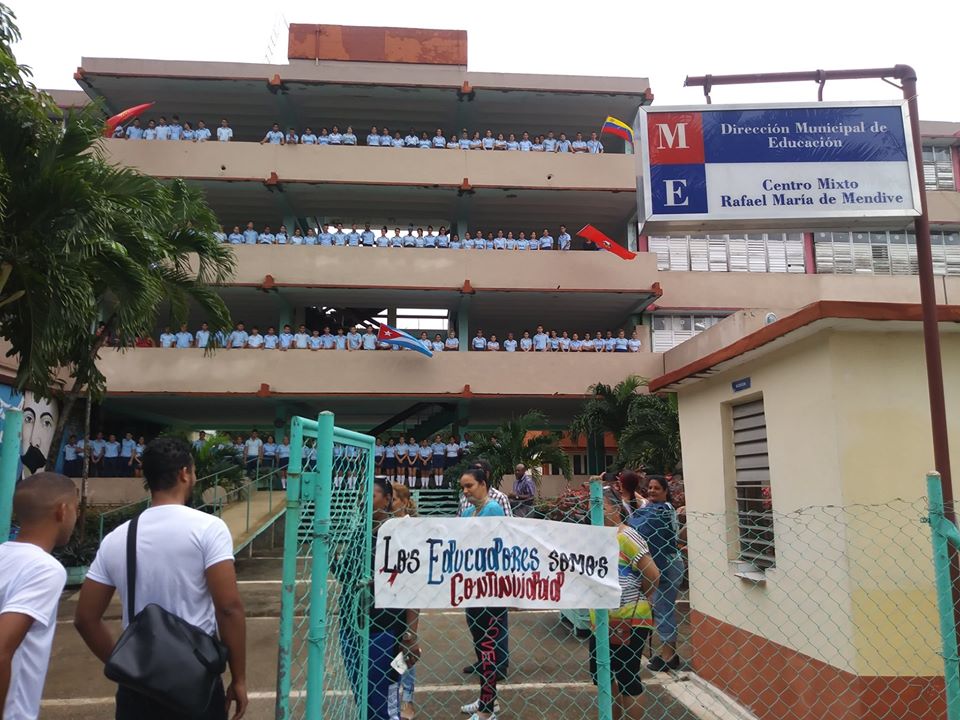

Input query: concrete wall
[677,327,960,679]
[100,140,636,191]
[97,347,665,397]
[221,244,658,291]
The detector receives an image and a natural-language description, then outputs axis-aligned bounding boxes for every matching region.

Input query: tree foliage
[460,411,572,488]
[570,375,681,474]
[0,2,234,402]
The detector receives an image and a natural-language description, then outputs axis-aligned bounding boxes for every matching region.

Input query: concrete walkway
[219,486,285,554]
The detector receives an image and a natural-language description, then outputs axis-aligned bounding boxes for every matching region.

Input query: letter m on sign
[647,112,705,166]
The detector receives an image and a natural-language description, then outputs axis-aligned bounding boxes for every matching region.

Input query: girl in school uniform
[318,128,330,145]
[481,130,496,150]
[628,330,643,353]
[519,331,533,352]
[445,435,461,472]
[494,133,507,151]
[450,233,462,249]
[417,439,433,489]
[469,131,483,150]
[342,126,358,145]
[447,134,460,149]
[419,132,432,149]
[462,232,475,250]
[559,331,571,352]
[262,435,277,471]
[615,330,630,352]
[396,435,410,485]
[445,330,460,351]
[384,438,398,482]
[328,126,343,145]
[437,226,450,248]
[517,233,529,251]
[582,333,595,352]
[570,333,583,352]
[432,334,445,353]
[529,231,540,250]
[133,436,147,477]
[486,335,501,351]
[505,232,517,250]
[594,331,607,352]
[548,330,561,352]
[506,133,520,151]
[374,437,385,475]
[391,229,404,248]
[431,435,447,487]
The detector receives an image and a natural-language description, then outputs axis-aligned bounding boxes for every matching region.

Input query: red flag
[576,225,637,260]
[103,102,155,137]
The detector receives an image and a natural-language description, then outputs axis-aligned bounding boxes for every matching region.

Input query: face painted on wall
[21,392,60,478]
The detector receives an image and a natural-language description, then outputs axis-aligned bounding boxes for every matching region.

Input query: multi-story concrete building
[55,24,959,444]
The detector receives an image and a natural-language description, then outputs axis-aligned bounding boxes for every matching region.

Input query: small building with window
[649,300,960,720]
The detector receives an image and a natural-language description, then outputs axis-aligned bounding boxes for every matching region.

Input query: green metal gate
[276,411,375,720]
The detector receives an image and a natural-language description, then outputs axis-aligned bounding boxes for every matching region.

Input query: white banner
[374,517,620,610]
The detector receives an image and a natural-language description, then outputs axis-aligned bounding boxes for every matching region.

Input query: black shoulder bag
[104,514,229,717]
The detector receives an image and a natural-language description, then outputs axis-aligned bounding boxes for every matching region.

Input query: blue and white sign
[636,101,921,232]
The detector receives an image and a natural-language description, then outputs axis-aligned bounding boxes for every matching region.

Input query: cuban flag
[577,224,637,260]
[376,323,434,358]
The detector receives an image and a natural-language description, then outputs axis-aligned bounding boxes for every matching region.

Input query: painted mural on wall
[0,384,61,480]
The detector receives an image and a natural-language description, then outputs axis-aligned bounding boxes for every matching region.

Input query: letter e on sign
[648,112,705,165]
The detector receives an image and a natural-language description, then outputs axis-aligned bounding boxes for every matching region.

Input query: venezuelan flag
[601,116,634,145]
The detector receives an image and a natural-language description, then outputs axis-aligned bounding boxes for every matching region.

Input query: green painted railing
[928,472,960,720]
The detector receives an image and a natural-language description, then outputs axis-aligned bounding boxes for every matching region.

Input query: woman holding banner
[458,467,506,720]
[590,488,660,720]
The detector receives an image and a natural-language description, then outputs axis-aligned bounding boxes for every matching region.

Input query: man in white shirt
[0,473,77,720]
[75,438,248,720]
[243,431,263,475]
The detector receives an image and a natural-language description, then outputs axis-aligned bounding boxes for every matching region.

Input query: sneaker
[465,713,499,720]
[460,699,502,714]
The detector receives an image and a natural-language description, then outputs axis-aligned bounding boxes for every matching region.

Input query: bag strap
[126,514,139,621]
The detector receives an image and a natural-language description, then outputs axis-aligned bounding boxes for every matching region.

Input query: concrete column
[803,232,817,274]
[274,290,293,328]
[457,295,471,352]
[627,217,638,253]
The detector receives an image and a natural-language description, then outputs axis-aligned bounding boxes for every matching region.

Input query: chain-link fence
[277,432,951,720]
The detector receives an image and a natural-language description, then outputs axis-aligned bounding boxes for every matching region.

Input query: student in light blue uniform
[486,335,501,351]
[246,327,265,349]
[308,330,323,350]
[417,132,431,149]
[194,120,212,142]
[258,226,276,244]
[570,333,583,352]
[423,226,437,248]
[328,126,343,145]
[168,116,183,140]
[587,132,604,154]
[301,127,318,144]
[529,231,540,251]
[556,133,572,153]
[559,331,571,352]
[543,131,558,152]
[403,231,417,248]
[155,117,170,140]
[519,132,533,151]
[405,129,420,147]
[614,329,630,352]
[181,122,196,141]
[462,233,475,250]
[290,228,304,244]
[391,131,405,148]
[228,322,249,349]
[516,233,529,250]
[125,119,144,139]
[342,126,358,145]
[604,331,617,353]
[506,133,520,151]
[445,330,460,351]
[318,128,330,145]
[362,327,378,350]
[258,326,275,350]
[228,226,244,244]
[493,231,507,250]
[285,128,299,144]
[503,333,518,352]
[390,228,404,248]
[505,232,517,250]
[481,130,496,150]
[195,322,211,349]
[143,120,158,140]
[540,229,555,250]
[261,122,285,145]
[332,224,348,247]
[279,324,294,350]
[366,126,380,146]
[533,326,549,352]
[346,327,362,351]
[494,133,507,151]
[381,128,393,147]
[347,227,361,247]
[458,131,472,150]
[473,230,486,250]
[321,326,336,349]
[275,225,288,244]
[431,335,444,353]
[472,330,487,351]
[433,129,446,148]
[304,228,318,245]
[119,432,136,477]
[548,330,561,352]
[159,326,176,348]
[437,226,450,248]
[243,222,259,244]
[571,132,588,153]
[360,223,375,247]
[558,225,572,251]
[447,134,459,149]
[175,323,193,348]
[293,325,310,350]
[449,233,462,249]
[319,227,334,246]
[628,330,642,353]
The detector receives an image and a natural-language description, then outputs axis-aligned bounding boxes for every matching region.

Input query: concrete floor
[42,541,703,720]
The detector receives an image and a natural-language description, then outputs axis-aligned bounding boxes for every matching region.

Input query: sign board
[636,101,920,233]
[374,516,620,609]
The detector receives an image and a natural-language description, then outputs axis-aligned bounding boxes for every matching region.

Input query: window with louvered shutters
[923,145,955,191]
[732,399,775,570]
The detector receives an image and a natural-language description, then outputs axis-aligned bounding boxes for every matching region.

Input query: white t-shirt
[87,505,233,635]
[244,437,263,458]
[0,542,66,720]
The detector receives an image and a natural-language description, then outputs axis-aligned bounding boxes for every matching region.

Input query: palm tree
[462,411,572,488]
[569,374,647,443]
[0,4,234,467]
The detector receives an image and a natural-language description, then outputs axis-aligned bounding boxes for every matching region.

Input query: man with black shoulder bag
[75,437,248,719]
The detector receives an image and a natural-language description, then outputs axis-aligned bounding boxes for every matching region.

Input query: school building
[40,21,960,720]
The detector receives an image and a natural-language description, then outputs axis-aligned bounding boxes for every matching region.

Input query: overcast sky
[10,0,959,121]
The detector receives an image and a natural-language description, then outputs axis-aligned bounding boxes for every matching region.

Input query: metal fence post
[590,478,614,720]
[928,472,960,720]
[306,411,335,720]
[276,418,305,720]
[0,409,23,543]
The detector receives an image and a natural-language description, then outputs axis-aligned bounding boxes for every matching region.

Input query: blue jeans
[651,553,684,645]
[340,628,399,720]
